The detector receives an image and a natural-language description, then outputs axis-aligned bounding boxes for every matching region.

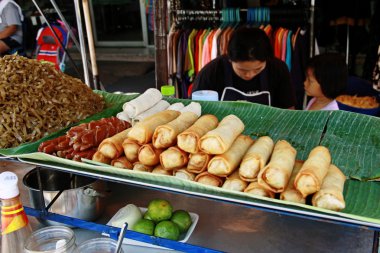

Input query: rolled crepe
[159,146,188,170]
[122,138,141,163]
[123,88,162,118]
[98,128,131,159]
[222,171,248,192]
[138,143,163,166]
[294,146,331,197]
[127,110,180,145]
[208,135,253,177]
[312,164,346,211]
[92,151,112,164]
[167,102,185,111]
[199,114,245,154]
[280,161,306,204]
[111,156,133,169]
[174,168,196,181]
[132,100,170,125]
[133,162,153,172]
[116,111,131,123]
[152,112,199,149]
[187,152,212,174]
[177,114,219,154]
[257,140,297,193]
[152,165,173,176]
[180,102,202,116]
[195,172,224,187]
[244,182,275,198]
[239,136,274,182]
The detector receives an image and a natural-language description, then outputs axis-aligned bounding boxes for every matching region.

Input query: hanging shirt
[0,0,23,44]
[192,55,296,109]
[305,98,339,111]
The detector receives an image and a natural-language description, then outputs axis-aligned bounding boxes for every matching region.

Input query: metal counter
[1,160,377,253]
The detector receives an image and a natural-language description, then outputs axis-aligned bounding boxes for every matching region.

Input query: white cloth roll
[132,100,170,125]
[180,102,202,116]
[123,88,162,118]
[167,102,185,111]
[116,111,131,123]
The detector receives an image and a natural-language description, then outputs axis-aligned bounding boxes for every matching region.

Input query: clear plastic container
[24,226,76,253]
[73,238,123,253]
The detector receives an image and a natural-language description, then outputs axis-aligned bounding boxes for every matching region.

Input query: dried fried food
[336,95,379,109]
[0,55,105,148]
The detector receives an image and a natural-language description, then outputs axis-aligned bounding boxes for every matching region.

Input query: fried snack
[92,151,112,164]
[336,95,379,109]
[159,146,189,170]
[239,136,274,182]
[257,140,297,193]
[222,171,248,192]
[98,128,131,159]
[187,152,213,174]
[280,161,306,204]
[294,146,331,198]
[244,182,275,198]
[122,138,141,163]
[208,135,254,177]
[152,111,199,149]
[195,172,224,187]
[111,156,133,169]
[133,162,153,172]
[199,114,245,154]
[173,168,196,181]
[152,165,173,176]
[138,143,163,166]
[179,102,202,116]
[0,55,105,148]
[177,114,219,154]
[312,164,346,211]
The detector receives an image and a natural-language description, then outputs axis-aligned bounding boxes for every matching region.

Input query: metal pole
[303,0,315,109]
[83,0,100,90]
[346,24,350,65]
[154,0,169,90]
[32,0,83,80]
[73,0,91,86]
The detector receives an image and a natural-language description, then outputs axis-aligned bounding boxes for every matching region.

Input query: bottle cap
[0,171,20,199]
[161,85,175,96]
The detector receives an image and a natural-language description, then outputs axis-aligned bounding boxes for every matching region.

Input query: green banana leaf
[320,110,380,180]
[0,91,137,156]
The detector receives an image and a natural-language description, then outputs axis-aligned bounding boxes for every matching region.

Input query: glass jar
[24,226,76,253]
[73,238,123,253]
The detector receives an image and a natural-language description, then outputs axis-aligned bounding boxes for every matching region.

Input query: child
[304,53,348,110]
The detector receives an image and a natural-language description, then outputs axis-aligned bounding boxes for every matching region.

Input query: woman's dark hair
[307,53,348,99]
[227,26,273,62]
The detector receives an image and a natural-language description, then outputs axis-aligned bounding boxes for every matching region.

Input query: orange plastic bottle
[0,171,32,253]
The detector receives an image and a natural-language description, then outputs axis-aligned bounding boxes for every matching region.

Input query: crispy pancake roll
[98,128,131,159]
[159,146,189,170]
[208,135,253,177]
[257,140,297,193]
[152,112,199,149]
[312,164,346,211]
[173,168,196,181]
[92,151,112,164]
[294,146,331,197]
[187,152,213,174]
[152,165,173,176]
[127,110,180,145]
[199,114,245,155]
[111,156,133,169]
[133,162,153,172]
[177,114,219,154]
[239,136,274,182]
[280,161,306,204]
[222,171,248,192]
[138,143,163,166]
[244,182,275,198]
[195,172,224,187]
[122,138,141,163]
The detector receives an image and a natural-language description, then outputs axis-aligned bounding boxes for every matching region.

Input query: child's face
[304,68,324,98]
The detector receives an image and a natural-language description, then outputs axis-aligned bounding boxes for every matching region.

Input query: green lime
[147,199,173,223]
[154,220,180,241]
[170,210,192,233]
[132,218,155,235]
[143,211,153,221]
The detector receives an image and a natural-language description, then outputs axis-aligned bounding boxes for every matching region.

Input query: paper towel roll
[192,90,219,101]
